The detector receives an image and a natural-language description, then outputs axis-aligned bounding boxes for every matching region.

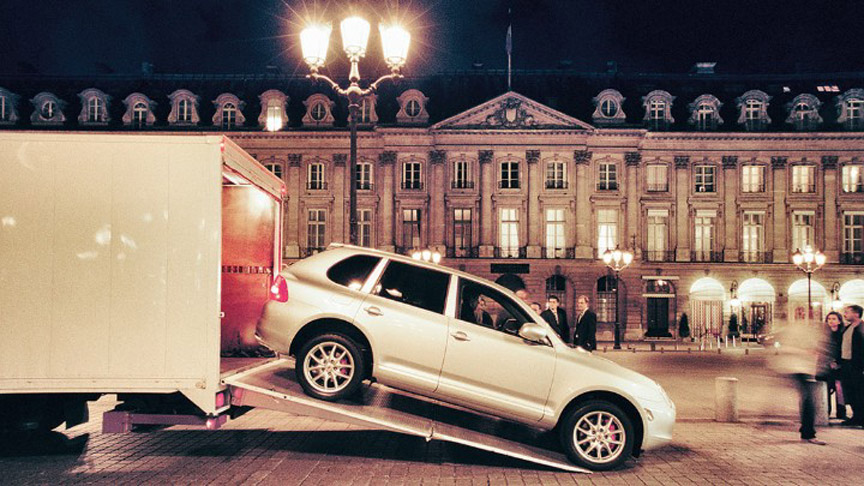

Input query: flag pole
[506,8,512,91]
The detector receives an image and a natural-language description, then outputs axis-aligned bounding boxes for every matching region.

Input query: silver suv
[257,245,674,470]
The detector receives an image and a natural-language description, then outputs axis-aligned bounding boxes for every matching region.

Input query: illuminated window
[453,209,473,257]
[357,209,372,247]
[402,209,422,250]
[646,164,668,192]
[646,210,668,261]
[741,212,765,261]
[791,166,816,193]
[545,208,566,258]
[695,166,716,193]
[792,212,814,252]
[307,210,327,253]
[499,208,520,257]
[843,165,864,193]
[741,165,765,193]
[597,209,617,256]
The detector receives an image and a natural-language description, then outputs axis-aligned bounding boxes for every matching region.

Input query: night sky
[2,0,863,77]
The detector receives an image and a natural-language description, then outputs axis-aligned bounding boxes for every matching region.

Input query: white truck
[0,132,283,433]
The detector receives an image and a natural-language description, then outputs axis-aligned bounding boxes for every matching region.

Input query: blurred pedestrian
[773,318,825,444]
[840,305,864,426]
[816,311,846,419]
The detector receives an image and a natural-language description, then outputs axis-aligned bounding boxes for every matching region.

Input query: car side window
[458,279,532,335]
[373,261,450,314]
[327,255,381,289]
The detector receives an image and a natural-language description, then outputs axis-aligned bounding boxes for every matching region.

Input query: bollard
[715,377,739,422]
[745,348,749,355]
[632,346,637,353]
[603,346,608,353]
[687,348,691,354]
[811,379,829,427]
[650,343,656,352]
[660,346,664,354]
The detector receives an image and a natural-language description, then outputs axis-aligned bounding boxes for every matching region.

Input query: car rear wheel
[296,333,366,401]
[559,400,634,471]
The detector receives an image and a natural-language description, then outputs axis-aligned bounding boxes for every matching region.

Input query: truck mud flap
[223,358,588,473]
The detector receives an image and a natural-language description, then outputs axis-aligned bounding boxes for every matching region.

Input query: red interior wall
[221,185,276,353]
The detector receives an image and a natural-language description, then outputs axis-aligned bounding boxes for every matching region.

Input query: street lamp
[602,246,634,349]
[792,246,827,322]
[300,17,410,245]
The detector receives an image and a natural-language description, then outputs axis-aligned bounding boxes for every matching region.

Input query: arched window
[642,90,675,130]
[78,88,110,124]
[546,275,567,306]
[736,90,772,131]
[396,89,429,124]
[689,94,722,131]
[786,94,822,131]
[30,92,65,125]
[592,89,626,125]
[836,89,864,131]
[122,93,156,128]
[212,93,245,130]
[88,97,101,122]
[133,102,148,127]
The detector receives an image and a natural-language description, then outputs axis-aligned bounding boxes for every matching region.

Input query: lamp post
[300,17,410,245]
[602,246,633,349]
[792,246,827,322]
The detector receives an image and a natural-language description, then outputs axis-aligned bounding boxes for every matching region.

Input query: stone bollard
[715,377,739,422]
[811,379,829,427]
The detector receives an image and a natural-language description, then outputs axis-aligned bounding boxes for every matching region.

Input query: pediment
[431,91,593,131]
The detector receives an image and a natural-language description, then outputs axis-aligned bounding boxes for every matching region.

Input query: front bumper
[640,399,676,450]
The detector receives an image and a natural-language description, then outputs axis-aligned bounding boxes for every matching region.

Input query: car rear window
[327,254,381,289]
[375,261,450,314]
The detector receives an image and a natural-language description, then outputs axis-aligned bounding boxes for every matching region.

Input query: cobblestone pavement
[3,352,864,485]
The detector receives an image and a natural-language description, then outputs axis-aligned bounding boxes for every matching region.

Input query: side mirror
[518,322,548,344]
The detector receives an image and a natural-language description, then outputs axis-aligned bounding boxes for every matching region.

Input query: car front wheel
[559,400,634,471]
[296,333,366,401]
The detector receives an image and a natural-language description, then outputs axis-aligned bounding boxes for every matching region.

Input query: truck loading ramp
[223,359,588,473]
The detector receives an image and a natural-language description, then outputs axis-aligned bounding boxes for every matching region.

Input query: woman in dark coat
[817,311,846,419]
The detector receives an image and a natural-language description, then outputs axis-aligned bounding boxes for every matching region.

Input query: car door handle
[364,306,383,316]
[450,331,470,342]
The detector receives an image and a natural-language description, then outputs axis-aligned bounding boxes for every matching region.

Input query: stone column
[722,156,739,262]
[574,150,593,259]
[429,150,447,253]
[823,156,839,260]
[379,151,396,252]
[625,152,641,259]
[771,157,788,263]
[674,156,691,262]
[285,153,302,258]
[526,150,542,258]
[479,150,495,257]
[332,154,346,244]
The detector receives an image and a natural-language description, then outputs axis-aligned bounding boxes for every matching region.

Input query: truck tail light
[270,275,288,302]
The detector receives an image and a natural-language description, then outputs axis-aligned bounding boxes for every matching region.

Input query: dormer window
[357,95,378,125]
[258,90,288,132]
[78,88,110,125]
[688,94,723,131]
[736,90,771,131]
[30,92,66,125]
[642,90,674,130]
[212,93,246,130]
[0,88,19,124]
[396,89,429,125]
[786,94,822,131]
[302,94,335,127]
[836,89,864,131]
[167,90,200,126]
[592,89,626,125]
[122,93,156,128]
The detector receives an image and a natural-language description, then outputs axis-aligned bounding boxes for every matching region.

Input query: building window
[643,90,674,130]
[792,212,815,252]
[696,103,714,130]
[452,159,473,189]
[402,161,423,190]
[259,90,287,131]
[132,102,148,127]
[843,165,864,193]
[688,94,723,131]
[499,161,520,189]
[310,102,327,121]
[122,93,154,127]
[737,90,771,131]
[452,209,473,257]
[41,100,55,119]
[646,164,668,192]
[741,212,765,262]
[597,162,618,191]
[596,276,617,323]
[78,89,110,124]
[178,99,193,123]
[406,99,421,117]
[357,162,373,190]
[601,99,618,117]
[597,209,618,256]
[87,97,102,122]
[693,214,715,261]
[360,98,373,123]
[358,209,372,247]
[791,166,816,193]
[788,95,822,131]
[265,163,283,180]
[546,275,567,305]
[646,210,669,262]
[545,208,565,258]
[545,160,567,189]
[221,103,237,129]
[499,208,520,258]
[397,89,429,124]
[30,92,65,125]
[307,163,326,190]
[402,209,422,250]
[266,102,282,131]
[694,166,716,193]
[592,89,626,125]
[0,95,8,121]
[307,209,326,253]
[648,100,666,128]
[847,99,863,130]
[741,165,765,193]
[843,213,864,263]
[745,100,762,129]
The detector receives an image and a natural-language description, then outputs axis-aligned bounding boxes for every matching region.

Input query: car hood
[556,346,663,398]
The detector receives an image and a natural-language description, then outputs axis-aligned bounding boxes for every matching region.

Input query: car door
[436,277,556,422]
[354,259,451,396]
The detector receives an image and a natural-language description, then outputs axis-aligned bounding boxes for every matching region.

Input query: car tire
[296,333,366,401]
[559,400,634,471]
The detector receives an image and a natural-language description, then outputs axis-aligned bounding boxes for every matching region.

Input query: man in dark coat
[573,294,597,351]
[540,295,569,342]
[840,305,864,426]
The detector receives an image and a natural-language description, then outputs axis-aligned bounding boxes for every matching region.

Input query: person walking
[540,295,569,342]
[839,305,864,426]
[816,311,846,419]
[773,317,825,444]
[573,295,597,351]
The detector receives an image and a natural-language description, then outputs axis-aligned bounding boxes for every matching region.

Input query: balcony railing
[498,181,521,189]
[356,182,374,191]
[643,250,676,262]
[791,184,816,194]
[596,181,619,191]
[400,181,424,190]
[451,180,475,189]
[691,250,724,263]
[545,180,568,190]
[840,253,864,265]
[739,251,773,263]
[541,247,575,259]
[306,181,328,190]
[446,246,480,258]
[494,246,527,259]
[646,183,669,192]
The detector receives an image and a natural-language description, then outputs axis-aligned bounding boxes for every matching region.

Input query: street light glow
[380,23,410,69]
[300,23,331,70]
[340,16,370,58]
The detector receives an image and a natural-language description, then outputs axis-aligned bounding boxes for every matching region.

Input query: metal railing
[446,246,480,258]
[494,246,527,258]
[643,250,676,262]
[739,251,773,263]
[545,180,568,190]
[691,250,725,263]
[451,180,475,189]
[306,181,328,190]
[840,253,864,265]
[498,180,521,189]
[400,181,424,190]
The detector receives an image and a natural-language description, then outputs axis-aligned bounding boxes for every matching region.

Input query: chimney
[141,62,154,75]
[606,61,618,74]
[694,62,716,74]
